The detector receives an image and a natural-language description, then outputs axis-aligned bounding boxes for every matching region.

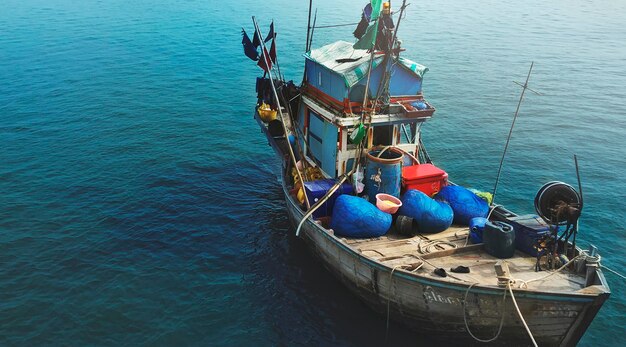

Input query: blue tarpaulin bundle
[330,195,392,238]
[435,186,489,225]
[398,189,453,233]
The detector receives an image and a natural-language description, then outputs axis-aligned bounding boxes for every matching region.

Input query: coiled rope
[417,239,458,254]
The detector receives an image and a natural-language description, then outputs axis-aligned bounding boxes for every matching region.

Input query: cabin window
[399,123,417,144]
[348,85,370,103]
[318,71,322,86]
[372,125,394,146]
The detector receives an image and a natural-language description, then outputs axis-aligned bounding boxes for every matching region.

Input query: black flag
[252,28,261,48]
[241,28,259,61]
[264,21,275,42]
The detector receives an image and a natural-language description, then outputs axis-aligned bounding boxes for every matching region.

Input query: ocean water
[0,0,624,345]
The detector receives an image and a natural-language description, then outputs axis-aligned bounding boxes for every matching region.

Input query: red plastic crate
[402,164,448,196]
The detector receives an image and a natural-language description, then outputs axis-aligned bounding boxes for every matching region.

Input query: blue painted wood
[307,110,338,176]
[306,60,348,102]
[352,62,422,97]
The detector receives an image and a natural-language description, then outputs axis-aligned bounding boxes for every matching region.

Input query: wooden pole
[306,0,313,51]
[253,16,311,210]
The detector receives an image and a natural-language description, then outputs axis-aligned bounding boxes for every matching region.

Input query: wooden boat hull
[255,112,609,346]
[280,172,609,346]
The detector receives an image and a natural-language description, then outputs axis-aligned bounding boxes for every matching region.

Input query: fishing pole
[491,62,541,205]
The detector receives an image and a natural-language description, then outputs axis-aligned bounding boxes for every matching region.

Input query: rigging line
[602,265,626,280]
[313,22,360,29]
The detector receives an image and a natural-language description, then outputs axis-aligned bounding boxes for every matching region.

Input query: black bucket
[395,215,418,236]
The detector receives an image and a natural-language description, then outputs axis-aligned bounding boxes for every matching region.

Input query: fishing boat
[242,2,609,345]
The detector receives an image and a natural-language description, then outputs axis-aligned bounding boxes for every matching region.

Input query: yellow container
[258,103,277,122]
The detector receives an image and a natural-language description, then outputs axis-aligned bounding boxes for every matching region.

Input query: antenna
[491,62,541,205]
[570,154,584,256]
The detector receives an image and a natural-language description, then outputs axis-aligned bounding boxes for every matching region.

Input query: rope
[375,145,420,164]
[486,204,502,219]
[462,283,508,343]
[507,282,538,347]
[313,22,360,29]
[519,251,600,289]
[601,265,626,280]
[295,175,348,236]
[385,265,402,342]
[463,280,538,346]
[418,240,458,254]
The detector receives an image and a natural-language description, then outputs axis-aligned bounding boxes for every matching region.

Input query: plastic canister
[483,221,516,259]
[469,217,488,243]
[365,147,403,203]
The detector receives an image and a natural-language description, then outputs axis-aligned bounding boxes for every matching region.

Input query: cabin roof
[304,41,429,88]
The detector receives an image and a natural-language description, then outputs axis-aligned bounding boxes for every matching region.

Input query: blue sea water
[1,0,624,345]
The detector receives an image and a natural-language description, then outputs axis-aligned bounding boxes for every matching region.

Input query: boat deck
[340,226,587,293]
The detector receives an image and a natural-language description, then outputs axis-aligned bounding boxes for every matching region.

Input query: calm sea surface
[1,0,624,345]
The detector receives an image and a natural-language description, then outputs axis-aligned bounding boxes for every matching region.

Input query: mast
[305,0,313,52]
[252,16,311,209]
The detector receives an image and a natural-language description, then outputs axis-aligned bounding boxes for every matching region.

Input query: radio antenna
[491,62,541,205]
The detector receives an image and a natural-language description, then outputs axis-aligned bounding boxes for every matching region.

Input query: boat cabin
[297,40,435,178]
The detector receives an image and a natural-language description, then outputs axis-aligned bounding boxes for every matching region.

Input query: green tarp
[353,21,379,51]
[353,0,383,50]
[304,41,429,88]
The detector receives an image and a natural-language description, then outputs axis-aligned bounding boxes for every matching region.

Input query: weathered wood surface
[282,183,609,346]
[258,113,610,346]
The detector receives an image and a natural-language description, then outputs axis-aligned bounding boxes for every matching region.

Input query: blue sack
[398,189,453,233]
[435,186,489,225]
[330,195,392,238]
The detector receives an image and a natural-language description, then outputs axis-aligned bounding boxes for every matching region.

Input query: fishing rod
[491,62,541,205]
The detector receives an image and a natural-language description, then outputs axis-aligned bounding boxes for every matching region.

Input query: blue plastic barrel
[365,147,403,203]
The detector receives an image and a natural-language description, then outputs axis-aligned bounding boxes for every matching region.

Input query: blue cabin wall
[308,110,338,176]
[305,60,348,102]
[297,102,338,177]
[305,59,422,103]
[353,63,422,98]
[389,64,422,95]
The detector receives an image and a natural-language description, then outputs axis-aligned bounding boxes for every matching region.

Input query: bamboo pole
[253,16,311,209]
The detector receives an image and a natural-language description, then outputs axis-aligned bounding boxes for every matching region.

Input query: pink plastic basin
[375,193,402,214]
